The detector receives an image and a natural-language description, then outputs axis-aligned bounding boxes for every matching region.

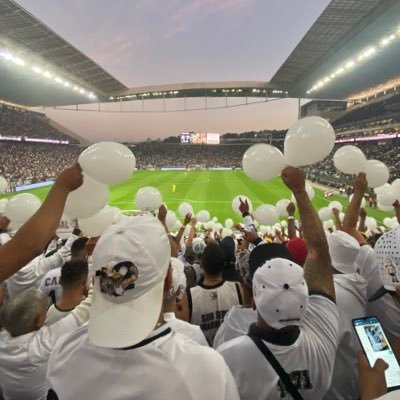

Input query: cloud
[164,0,250,38]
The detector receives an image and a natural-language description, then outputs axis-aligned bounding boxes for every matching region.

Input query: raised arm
[358,208,367,233]
[332,208,342,231]
[342,173,368,245]
[281,167,335,300]
[175,213,191,245]
[0,164,83,283]
[393,201,400,225]
[287,202,296,239]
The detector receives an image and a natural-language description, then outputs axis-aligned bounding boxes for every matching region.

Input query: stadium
[1,0,400,399]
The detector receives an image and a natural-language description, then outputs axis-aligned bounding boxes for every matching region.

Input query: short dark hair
[201,243,226,276]
[71,237,89,258]
[60,260,88,289]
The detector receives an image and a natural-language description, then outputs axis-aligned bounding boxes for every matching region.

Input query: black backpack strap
[248,333,304,400]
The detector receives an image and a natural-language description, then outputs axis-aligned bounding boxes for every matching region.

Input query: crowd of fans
[0,105,77,143]
[0,164,399,399]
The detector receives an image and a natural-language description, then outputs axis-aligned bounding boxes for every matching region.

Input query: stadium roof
[272,0,400,99]
[0,0,127,106]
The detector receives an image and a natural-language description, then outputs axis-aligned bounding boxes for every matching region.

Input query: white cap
[327,230,360,274]
[169,257,186,300]
[192,238,206,255]
[253,258,309,329]
[88,213,170,348]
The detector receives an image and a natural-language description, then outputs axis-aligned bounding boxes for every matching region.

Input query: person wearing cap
[0,286,92,400]
[218,166,339,400]
[191,237,206,282]
[46,213,240,400]
[324,230,367,400]
[39,236,89,305]
[0,164,83,284]
[163,257,208,346]
[188,242,243,346]
[213,243,293,349]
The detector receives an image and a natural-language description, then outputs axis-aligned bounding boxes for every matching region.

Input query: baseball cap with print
[192,238,206,255]
[88,212,170,348]
[253,258,309,329]
[369,227,400,301]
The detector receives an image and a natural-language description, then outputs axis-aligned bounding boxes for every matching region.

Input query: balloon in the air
[253,204,278,226]
[79,141,136,185]
[135,187,162,212]
[5,193,41,224]
[243,143,286,181]
[79,206,116,237]
[166,210,177,230]
[377,188,397,207]
[349,194,366,208]
[365,160,390,188]
[275,199,291,217]
[178,202,193,217]
[196,210,211,223]
[328,201,343,212]
[225,219,234,229]
[318,207,333,222]
[333,146,367,174]
[284,116,335,167]
[378,203,394,212]
[64,174,108,218]
[232,195,253,215]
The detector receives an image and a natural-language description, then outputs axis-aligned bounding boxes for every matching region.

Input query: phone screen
[353,316,400,390]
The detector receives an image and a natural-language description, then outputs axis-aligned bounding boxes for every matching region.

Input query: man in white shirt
[218,167,339,400]
[39,236,88,304]
[46,213,239,400]
[164,257,208,346]
[188,242,243,345]
[45,259,89,325]
[324,230,367,400]
[6,233,77,299]
[0,287,92,400]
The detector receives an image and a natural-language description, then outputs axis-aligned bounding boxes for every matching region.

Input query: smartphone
[353,316,400,391]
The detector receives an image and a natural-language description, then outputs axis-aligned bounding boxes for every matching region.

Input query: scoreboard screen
[180,132,220,144]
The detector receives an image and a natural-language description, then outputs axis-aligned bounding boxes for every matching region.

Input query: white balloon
[0,198,8,214]
[349,194,366,208]
[384,217,393,228]
[232,195,253,215]
[333,146,367,174]
[212,217,218,222]
[391,179,400,199]
[377,188,397,207]
[204,221,214,230]
[64,174,108,218]
[259,225,267,235]
[378,203,394,212]
[253,204,278,226]
[374,183,391,194]
[225,218,234,229]
[365,217,377,231]
[339,212,345,222]
[214,223,223,232]
[173,220,182,231]
[0,176,8,193]
[365,160,390,188]
[79,141,136,185]
[79,206,116,237]
[243,143,286,181]
[391,217,399,228]
[284,116,335,167]
[166,210,177,230]
[135,186,162,212]
[323,220,334,230]
[275,199,291,217]
[318,207,333,221]
[328,201,343,212]
[5,193,41,224]
[196,210,210,223]
[195,222,203,229]
[178,202,193,217]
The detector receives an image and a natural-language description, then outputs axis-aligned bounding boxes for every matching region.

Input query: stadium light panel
[307,27,400,95]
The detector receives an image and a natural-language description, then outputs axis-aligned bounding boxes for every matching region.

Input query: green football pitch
[1,170,394,225]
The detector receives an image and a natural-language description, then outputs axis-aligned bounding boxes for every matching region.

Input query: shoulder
[217,335,252,355]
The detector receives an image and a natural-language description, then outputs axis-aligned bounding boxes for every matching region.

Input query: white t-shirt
[218,295,339,400]
[39,267,62,305]
[0,314,80,400]
[7,235,75,299]
[189,281,242,345]
[46,324,240,400]
[164,312,208,346]
[324,274,367,400]
[45,304,73,326]
[213,306,257,349]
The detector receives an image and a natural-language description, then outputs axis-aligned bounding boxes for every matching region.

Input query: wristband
[287,216,295,220]
[242,211,250,218]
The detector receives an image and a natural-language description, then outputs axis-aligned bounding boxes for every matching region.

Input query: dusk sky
[16,0,331,142]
